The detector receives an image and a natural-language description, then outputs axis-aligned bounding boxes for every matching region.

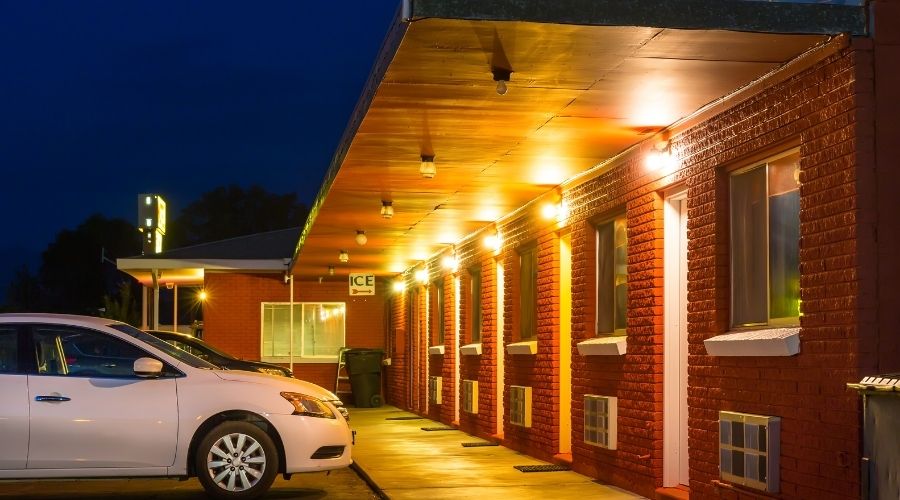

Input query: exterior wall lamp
[339,250,349,263]
[381,200,394,219]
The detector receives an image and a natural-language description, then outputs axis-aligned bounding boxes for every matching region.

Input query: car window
[32,326,175,378]
[0,327,18,374]
[107,323,218,369]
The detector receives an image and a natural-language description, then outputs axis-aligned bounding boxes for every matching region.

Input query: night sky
[0,0,399,296]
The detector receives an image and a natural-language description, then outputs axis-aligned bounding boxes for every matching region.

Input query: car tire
[195,421,279,500]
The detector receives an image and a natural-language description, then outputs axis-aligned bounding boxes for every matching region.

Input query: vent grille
[463,379,478,414]
[584,394,617,450]
[719,411,780,493]
[428,375,442,405]
[509,385,532,427]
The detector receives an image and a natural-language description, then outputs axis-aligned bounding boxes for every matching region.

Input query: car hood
[213,370,341,401]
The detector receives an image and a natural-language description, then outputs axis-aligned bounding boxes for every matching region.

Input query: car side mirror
[134,357,164,378]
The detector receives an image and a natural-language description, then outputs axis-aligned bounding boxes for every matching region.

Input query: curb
[351,460,389,500]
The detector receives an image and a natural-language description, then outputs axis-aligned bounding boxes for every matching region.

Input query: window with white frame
[432,280,445,344]
[597,216,628,335]
[719,411,780,493]
[519,244,537,341]
[730,150,800,328]
[260,302,345,362]
[469,267,482,343]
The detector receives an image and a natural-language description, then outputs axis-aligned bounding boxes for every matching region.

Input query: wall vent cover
[509,385,532,427]
[719,411,780,493]
[584,394,617,449]
[428,375,443,405]
[463,379,478,414]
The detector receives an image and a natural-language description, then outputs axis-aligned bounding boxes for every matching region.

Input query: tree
[38,214,140,314]
[101,281,140,326]
[167,185,308,248]
[4,264,42,311]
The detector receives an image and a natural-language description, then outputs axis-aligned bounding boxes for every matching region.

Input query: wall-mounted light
[484,232,502,253]
[392,280,406,293]
[198,289,209,301]
[381,200,394,219]
[646,139,678,173]
[541,200,570,223]
[441,252,459,272]
[492,67,511,96]
[339,250,349,263]
[355,230,367,246]
[414,268,428,283]
[328,265,335,276]
[420,154,436,179]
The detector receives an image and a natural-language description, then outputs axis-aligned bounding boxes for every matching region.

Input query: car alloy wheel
[196,421,279,499]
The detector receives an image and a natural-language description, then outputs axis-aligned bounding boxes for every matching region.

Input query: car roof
[0,313,121,328]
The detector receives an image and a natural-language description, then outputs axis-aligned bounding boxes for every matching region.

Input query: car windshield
[108,323,219,369]
[178,336,236,363]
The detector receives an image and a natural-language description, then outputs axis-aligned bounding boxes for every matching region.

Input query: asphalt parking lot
[0,469,378,499]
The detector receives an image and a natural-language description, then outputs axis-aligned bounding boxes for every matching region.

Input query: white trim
[704,328,801,357]
[428,345,445,355]
[117,258,287,271]
[506,340,537,355]
[576,336,627,356]
[460,343,482,356]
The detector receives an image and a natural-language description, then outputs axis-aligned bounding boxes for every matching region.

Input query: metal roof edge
[407,0,868,36]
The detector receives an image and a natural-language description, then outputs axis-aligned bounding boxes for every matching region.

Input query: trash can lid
[847,373,900,393]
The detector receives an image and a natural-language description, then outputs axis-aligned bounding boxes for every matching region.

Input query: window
[462,379,478,414]
[597,216,627,335]
[432,280,445,344]
[730,151,800,327]
[0,328,18,373]
[509,385,532,427]
[519,245,537,340]
[469,267,482,343]
[261,302,345,361]
[32,326,165,378]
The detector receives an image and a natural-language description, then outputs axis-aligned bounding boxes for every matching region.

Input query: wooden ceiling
[290,17,826,280]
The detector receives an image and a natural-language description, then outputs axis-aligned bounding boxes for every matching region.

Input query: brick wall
[384,38,876,500]
[203,273,387,391]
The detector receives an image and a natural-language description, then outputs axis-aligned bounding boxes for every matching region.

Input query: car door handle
[35,395,71,402]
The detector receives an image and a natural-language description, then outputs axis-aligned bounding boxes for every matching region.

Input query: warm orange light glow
[392,280,406,292]
[198,290,208,301]
[414,269,428,283]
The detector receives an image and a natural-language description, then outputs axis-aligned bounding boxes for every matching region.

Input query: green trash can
[344,348,384,408]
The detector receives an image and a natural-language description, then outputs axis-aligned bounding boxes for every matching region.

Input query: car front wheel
[195,421,279,500]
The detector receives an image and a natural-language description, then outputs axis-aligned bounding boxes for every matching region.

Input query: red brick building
[123,1,900,498]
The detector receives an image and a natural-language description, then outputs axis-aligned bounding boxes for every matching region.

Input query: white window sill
[428,345,445,355]
[703,327,800,357]
[460,343,482,356]
[506,341,537,355]
[577,336,627,356]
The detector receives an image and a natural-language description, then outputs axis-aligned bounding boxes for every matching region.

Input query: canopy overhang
[287,0,867,280]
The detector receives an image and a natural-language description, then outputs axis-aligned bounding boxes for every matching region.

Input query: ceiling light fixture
[355,230,367,246]
[492,67,512,96]
[328,265,335,276]
[381,200,394,219]
[420,154,436,178]
[339,250,349,263]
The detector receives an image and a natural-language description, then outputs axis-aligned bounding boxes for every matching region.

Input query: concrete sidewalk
[349,405,645,500]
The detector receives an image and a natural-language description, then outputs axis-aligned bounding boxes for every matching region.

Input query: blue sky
[0,0,398,294]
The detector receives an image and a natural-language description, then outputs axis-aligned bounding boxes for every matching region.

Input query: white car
[0,313,353,499]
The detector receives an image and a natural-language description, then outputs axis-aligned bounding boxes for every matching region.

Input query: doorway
[664,187,689,487]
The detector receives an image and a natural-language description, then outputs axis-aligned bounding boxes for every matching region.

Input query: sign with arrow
[349,273,375,295]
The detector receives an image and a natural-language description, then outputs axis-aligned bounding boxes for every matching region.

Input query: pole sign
[349,273,375,295]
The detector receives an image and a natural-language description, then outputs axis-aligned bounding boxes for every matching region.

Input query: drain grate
[421,426,457,431]
[461,442,499,447]
[513,464,571,473]
[385,416,424,420]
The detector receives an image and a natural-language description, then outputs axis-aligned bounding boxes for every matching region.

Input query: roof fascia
[407,0,868,36]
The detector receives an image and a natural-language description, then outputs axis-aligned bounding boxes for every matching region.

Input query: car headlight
[257,367,287,376]
[327,399,350,421]
[280,392,336,419]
